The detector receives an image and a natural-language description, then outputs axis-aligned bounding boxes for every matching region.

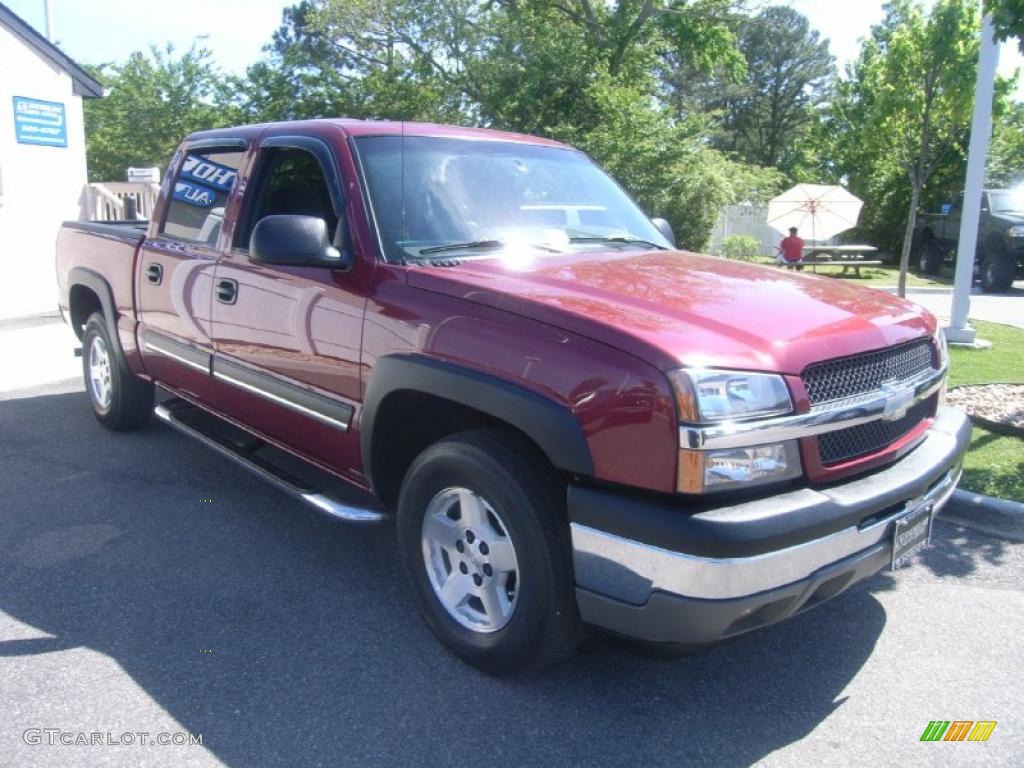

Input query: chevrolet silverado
[56,119,970,673]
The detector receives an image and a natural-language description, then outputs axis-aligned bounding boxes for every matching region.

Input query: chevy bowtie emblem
[880,383,914,421]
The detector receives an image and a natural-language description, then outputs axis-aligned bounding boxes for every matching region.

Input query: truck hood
[991,211,1024,224]
[406,250,936,374]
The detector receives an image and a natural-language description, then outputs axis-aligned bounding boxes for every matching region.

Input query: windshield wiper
[568,234,668,250]
[418,239,504,255]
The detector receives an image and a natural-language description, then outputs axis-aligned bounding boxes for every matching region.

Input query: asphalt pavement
[0,327,1022,767]
[881,281,1024,331]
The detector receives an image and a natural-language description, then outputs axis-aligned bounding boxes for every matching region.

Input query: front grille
[802,339,936,405]
[818,398,932,465]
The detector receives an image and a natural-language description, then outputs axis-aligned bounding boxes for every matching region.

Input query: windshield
[355,135,671,262]
[989,189,1024,213]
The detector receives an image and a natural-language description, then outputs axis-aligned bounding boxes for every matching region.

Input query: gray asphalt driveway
[884,282,1024,330]
[1,377,1022,767]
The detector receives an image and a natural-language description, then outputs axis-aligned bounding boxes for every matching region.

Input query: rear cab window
[161,149,245,245]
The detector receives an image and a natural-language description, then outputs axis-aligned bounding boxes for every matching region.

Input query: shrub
[721,234,762,261]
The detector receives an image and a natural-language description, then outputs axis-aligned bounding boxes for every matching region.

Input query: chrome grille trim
[802,338,936,405]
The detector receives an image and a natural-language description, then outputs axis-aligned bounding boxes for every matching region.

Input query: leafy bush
[720,235,762,261]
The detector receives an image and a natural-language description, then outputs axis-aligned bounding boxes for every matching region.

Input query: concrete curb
[939,489,1024,542]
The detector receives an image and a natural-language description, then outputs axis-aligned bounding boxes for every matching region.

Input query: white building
[0,2,102,320]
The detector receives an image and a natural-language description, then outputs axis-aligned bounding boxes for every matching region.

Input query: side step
[154,398,386,524]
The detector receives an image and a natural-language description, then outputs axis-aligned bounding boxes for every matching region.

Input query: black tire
[82,312,154,430]
[396,428,581,674]
[917,241,943,275]
[980,253,1015,293]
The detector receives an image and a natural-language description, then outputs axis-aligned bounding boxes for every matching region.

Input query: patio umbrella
[766,184,863,242]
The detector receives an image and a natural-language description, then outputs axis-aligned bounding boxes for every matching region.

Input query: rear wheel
[396,429,581,674]
[917,240,943,275]
[980,253,1015,293]
[82,313,154,430]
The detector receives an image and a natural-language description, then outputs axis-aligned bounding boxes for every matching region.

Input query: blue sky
[6,0,1022,98]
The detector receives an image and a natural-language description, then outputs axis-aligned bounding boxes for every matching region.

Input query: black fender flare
[360,355,594,482]
[67,267,127,362]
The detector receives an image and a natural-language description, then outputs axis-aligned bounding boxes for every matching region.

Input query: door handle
[215,278,238,305]
[146,263,163,285]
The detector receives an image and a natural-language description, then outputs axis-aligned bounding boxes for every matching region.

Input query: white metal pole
[43,0,54,41]
[946,14,999,344]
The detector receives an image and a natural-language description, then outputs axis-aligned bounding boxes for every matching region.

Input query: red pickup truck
[56,119,970,673]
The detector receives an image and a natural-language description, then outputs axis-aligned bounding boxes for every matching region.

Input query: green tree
[83,1,783,248]
[983,0,1024,54]
[233,0,777,248]
[830,0,990,296]
[703,6,834,176]
[84,45,232,181]
[987,102,1024,186]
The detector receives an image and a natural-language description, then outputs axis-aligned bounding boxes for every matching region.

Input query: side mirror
[652,217,676,248]
[250,214,351,269]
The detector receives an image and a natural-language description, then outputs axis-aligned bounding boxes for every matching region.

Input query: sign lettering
[13,96,67,147]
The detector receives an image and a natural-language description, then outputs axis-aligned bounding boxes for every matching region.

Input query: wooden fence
[85,182,161,221]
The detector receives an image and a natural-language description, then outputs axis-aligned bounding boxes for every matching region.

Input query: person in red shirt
[778,227,805,270]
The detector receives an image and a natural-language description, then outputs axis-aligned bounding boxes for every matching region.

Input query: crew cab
[916,188,1024,292]
[56,119,970,673]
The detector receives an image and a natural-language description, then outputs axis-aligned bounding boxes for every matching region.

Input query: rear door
[209,133,371,484]
[136,140,249,404]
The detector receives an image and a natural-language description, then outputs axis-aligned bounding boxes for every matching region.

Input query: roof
[187,118,572,149]
[0,2,103,98]
[339,120,570,148]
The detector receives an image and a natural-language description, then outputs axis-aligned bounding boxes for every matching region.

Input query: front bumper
[570,406,971,645]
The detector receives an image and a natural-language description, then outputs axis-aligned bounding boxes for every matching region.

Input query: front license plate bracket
[891,502,934,570]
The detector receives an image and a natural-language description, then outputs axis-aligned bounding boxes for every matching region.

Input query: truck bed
[55,220,149,348]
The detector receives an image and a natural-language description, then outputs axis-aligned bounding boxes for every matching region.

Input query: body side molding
[213,355,354,431]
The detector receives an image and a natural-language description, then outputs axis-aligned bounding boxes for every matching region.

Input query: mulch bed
[946,383,1024,438]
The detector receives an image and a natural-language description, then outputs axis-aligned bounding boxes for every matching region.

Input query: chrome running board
[155,398,385,524]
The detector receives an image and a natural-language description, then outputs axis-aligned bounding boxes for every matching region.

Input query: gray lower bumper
[570,406,971,644]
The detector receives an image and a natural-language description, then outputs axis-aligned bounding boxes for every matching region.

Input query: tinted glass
[161,149,244,244]
[355,136,669,262]
[238,148,339,247]
[989,189,1024,213]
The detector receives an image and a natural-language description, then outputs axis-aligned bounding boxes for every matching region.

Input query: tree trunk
[897,180,923,298]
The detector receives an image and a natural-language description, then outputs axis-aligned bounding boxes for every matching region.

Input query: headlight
[668,368,793,423]
[669,368,800,493]
[1008,224,1024,238]
[678,442,803,493]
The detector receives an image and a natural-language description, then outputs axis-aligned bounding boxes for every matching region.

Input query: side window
[161,148,244,244]
[236,148,338,249]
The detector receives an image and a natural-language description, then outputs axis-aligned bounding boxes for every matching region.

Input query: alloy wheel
[421,486,520,633]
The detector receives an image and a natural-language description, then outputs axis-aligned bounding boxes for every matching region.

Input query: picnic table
[780,245,882,277]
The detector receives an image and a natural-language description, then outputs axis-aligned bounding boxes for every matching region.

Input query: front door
[210,135,370,485]
[136,143,247,404]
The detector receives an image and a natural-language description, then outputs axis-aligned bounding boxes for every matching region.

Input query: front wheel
[82,312,154,430]
[396,429,581,674]
[980,253,1016,293]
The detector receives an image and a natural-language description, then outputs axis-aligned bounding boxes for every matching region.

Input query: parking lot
[1,325,1022,767]
[894,282,1024,330]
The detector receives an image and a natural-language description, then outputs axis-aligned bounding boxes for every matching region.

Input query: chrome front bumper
[570,406,971,645]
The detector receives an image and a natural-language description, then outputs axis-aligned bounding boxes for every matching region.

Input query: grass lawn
[947,320,1024,388]
[746,256,953,288]
[947,320,1024,502]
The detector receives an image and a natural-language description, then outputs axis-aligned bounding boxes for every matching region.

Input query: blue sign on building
[13,96,67,147]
